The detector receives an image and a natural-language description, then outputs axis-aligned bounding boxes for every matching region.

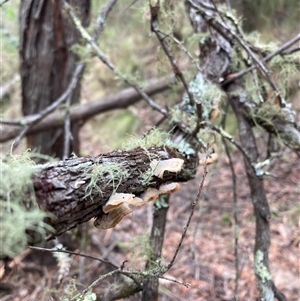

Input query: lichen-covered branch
[185,1,289,299]
[31,144,198,238]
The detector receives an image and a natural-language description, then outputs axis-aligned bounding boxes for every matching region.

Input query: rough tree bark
[31,144,198,239]
[185,1,289,300]
[19,0,90,158]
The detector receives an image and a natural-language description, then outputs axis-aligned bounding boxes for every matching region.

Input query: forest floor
[1,145,299,301]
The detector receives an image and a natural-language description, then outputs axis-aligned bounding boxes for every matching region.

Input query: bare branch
[165,156,208,272]
[62,0,118,159]
[10,64,84,151]
[149,2,197,108]
[0,75,174,143]
[29,246,118,269]
[188,0,286,107]
[0,74,20,101]
[64,1,168,117]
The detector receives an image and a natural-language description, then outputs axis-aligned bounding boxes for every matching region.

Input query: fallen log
[32,144,198,238]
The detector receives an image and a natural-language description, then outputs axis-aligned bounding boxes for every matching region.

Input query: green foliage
[84,162,129,198]
[0,151,51,258]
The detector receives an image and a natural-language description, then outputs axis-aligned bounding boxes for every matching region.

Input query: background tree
[19,0,90,158]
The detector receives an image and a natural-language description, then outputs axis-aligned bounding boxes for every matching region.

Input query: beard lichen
[84,162,129,199]
[0,151,52,258]
[123,127,171,151]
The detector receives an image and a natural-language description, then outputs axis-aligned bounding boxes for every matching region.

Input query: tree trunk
[19,0,90,158]
[31,145,198,238]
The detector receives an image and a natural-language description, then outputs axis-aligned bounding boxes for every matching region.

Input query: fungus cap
[159,182,180,194]
[150,158,184,179]
[141,188,159,202]
[94,203,132,229]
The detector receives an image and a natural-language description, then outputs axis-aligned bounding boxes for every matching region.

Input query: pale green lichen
[123,127,171,151]
[0,151,52,257]
[154,194,169,210]
[171,75,224,130]
[84,162,129,198]
[254,250,272,283]
[139,167,156,186]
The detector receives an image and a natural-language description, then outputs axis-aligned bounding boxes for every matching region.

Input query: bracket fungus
[150,158,184,179]
[158,182,180,194]
[94,184,181,229]
[141,188,159,202]
[94,203,132,229]
[94,193,145,230]
[102,193,145,213]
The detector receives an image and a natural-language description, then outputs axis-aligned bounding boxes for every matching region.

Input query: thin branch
[165,156,208,272]
[0,75,174,143]
[188,0,287,106]
[29,246,118,269]
[220,103,239,300]
[149,1,197,108]
[158,31,201,72]
[92,0,118,39]
[63,1,168,117]
[208,123,252,166]
[62,0,118,159]
[0,0,9,6]
[0,74,20,100]
[223,140,239,299]
[222,33,300,85]
[63,95,72,160]
[10,64,84,151]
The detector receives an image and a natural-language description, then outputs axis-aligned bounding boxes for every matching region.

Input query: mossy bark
[32,146,198,238]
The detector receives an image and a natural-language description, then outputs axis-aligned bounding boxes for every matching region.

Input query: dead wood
[0,76,174,143]
[31,145,198,238]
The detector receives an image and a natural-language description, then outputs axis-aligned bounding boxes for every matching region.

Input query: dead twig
[29,246,118,269]
[165,154,208,272]
[64,0,168,118]
[149,1,197,108]
[9,63,83,152]
[0,75,174,142]
[62,0,118,159]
